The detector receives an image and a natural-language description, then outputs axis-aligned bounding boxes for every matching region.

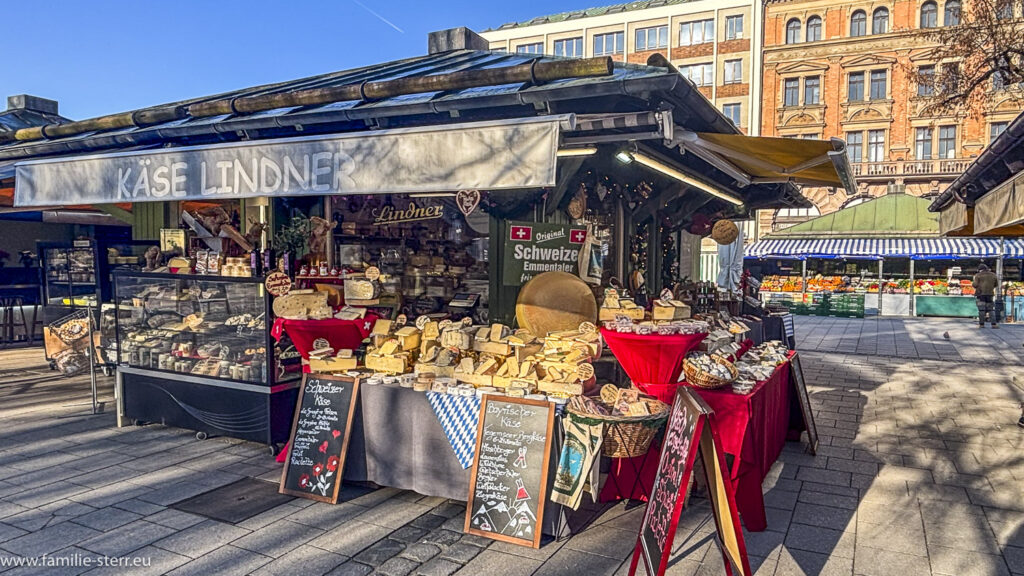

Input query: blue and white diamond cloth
[426,392,482,469]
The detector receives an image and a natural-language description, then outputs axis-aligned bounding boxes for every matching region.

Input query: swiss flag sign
[510,226,533,241]
[569,229,587,244]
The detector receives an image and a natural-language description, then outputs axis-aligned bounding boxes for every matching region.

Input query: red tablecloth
[693,353,798,532]
[271,315,378,360]
[600,328,706,388]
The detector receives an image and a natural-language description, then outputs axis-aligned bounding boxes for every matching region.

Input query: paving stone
[353,538,405,566]
[411,513,448,530]
[564,524,638,559]
[856,521,927,557]
[165,545,273,576]
[532,548,621,576]
[774,548,853,576]
[230,519,325,558]
[459,533,494,548]
[153,518,250,558]
[416,557,463,576]
[439,541,483,564]
[796,490,859,510]
[143,508,205,530]
[422,528,464,549]
[453,549,543,576]
[112,499,165,516]
[402,542,442,563]
[795,467,851,487]
[433,502,466,519]
[853,546,931,576]
[1003,546,1024,575]
[357,499,430,529]
[791,502,856,532]
[741,529,786,560]
[308,520,391,556]
[70,506,142,531]
[79,545,190,576]
[390,525,429,543]
[784,523,855,559]
[286,502,364,530]
[326,561,374,576]
[928,544,1011,576]
[250,544,348,576]
[377,556,420,576]
[2,521,101,557]
[78,519,175,557]
[0,521,28,544]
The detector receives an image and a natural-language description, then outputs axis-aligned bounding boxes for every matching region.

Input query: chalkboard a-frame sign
[279,374,360,504]
[629,387,751,576]
[464,395,555,549]
[789,353,819,455]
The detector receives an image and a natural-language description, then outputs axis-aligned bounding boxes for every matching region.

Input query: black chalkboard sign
[629,388,751,576]
[789,353,818,455]
[279,374,360,504]
[464,396,555,549]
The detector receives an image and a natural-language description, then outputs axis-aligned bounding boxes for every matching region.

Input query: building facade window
[991,122,1009,141]
[806,16,822,41]
[680,63,714,86]
[636,25,668,50]
[784,78,800,106]
[805,76,821,104]
[723,103,741,126]
[870,70,888,100]
[915,127,933,159]
[851,10,867,36]
[516,42,543,54]
[724,59,742,84]
[868,130,886,162]
[786,18,801,43]
[849,72,865,101]
[553,37,583,57]
[593,32,624,55]
[680,19,714,46]
[921,1,938,28]
[918,65,935,96]
[945,0,961,25]
[872,8,889,34]
[938,125,957,158]
[726,15,744,40]
[847,132,863,162]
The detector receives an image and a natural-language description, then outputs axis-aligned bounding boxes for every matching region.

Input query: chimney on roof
[7,94,59,115]
[428,27,490,55]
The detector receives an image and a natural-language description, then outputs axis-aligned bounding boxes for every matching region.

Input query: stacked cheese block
[365,319,421,374]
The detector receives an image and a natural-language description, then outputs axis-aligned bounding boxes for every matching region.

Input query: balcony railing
[850,158,973,178]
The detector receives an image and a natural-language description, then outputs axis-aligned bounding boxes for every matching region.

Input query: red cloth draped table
[599,328,707,502]
[271,315,378,368]
[693,352,799,532]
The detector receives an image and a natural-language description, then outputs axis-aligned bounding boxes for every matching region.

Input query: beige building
[481,0,765,137]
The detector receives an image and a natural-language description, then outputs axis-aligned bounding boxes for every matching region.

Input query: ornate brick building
[760,0,1024,233]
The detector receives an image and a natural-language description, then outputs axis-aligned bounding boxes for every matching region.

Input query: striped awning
[746,237,1024,259]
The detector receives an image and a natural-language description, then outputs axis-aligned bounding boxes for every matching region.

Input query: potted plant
[273,216,310,274]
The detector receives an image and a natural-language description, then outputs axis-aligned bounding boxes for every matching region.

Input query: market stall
[747,195,1024,318]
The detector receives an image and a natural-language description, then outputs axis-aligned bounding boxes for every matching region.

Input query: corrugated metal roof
[488,0,690,31]
[770,194,939,238]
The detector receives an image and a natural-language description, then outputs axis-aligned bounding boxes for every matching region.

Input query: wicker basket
[683,354,738,389]
[567,397,670,458]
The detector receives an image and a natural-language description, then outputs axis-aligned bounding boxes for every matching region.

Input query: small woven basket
[567,397,670,458]
[683,354,738,389]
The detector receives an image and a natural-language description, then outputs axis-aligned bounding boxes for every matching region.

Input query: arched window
[944,0,961,25]
[921,1,938,27]
[786,18,802,43]
[872,7,889,34]
[851,10,867,36]
[806,16,822,41]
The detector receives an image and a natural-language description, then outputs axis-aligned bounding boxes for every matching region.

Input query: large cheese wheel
[515,271,597,337]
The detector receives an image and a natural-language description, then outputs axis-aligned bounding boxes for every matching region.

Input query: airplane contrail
[350,0,405,34]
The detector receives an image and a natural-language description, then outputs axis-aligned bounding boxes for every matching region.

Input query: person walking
[972,263,999,328]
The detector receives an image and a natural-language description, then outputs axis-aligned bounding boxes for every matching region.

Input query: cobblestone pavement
[0,337,1021,575]
[794,315,1024,364]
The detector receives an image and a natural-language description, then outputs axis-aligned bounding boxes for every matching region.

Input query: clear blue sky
[5,0,588,120]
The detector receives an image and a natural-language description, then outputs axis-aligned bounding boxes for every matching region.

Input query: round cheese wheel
[515,271,597,337]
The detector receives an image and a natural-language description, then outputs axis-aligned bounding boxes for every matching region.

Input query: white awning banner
[14,117,565,207]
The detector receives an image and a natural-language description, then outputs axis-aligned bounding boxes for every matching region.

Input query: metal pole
[878,259,884,315]
[909,259,915,317]
[87,309,98,415]
[998,237,1005,321]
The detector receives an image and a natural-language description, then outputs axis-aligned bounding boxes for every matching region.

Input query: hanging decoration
[456,189,481,217]
[629,223,649,306]
[711,219,739,245]
[661,229,679,289]
[566,183,587,220]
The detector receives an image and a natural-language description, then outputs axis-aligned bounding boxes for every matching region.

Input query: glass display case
[112,271,301,447]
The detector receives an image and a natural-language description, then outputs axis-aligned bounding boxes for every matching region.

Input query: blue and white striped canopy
[746,237,1024,260]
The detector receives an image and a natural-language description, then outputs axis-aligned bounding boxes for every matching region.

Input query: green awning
[770,194,937,239]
